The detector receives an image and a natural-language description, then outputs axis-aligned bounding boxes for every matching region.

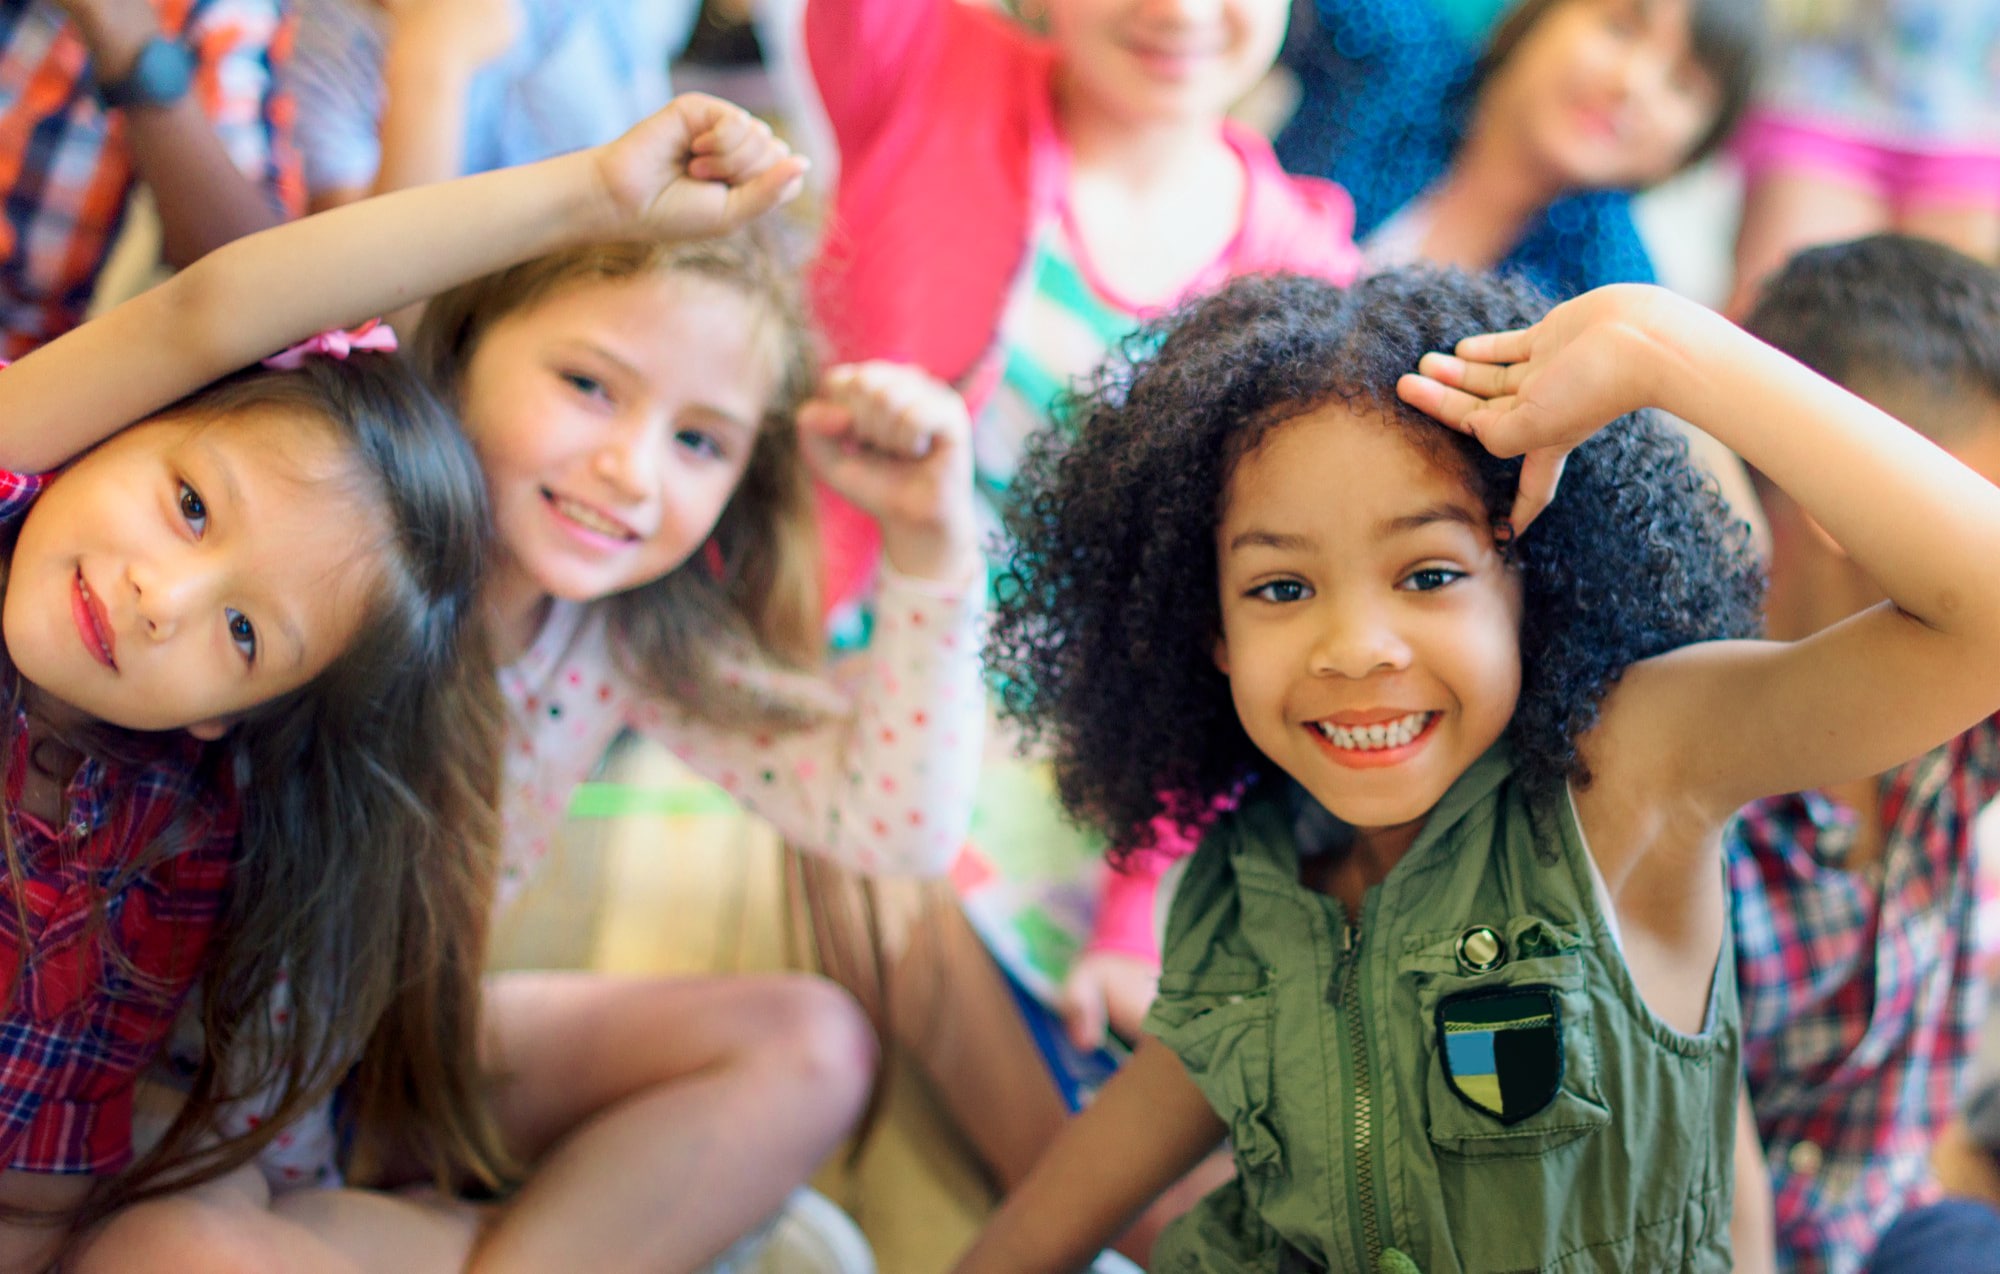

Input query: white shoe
[704,1188,876,1274]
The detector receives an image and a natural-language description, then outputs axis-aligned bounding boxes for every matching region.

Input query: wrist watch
[94,36,195,111]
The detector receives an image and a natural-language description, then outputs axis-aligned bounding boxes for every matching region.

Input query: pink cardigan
[806,0,1362,610]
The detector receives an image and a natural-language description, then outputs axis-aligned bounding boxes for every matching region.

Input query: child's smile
[1214,402,1524,842]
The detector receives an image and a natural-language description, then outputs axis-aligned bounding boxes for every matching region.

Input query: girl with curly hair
[958,265,2000,1272]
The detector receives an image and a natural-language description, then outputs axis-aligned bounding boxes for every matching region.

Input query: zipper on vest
[1339,919,1385,1267]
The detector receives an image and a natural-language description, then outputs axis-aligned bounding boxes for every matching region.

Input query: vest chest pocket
[1398,918,1611,1160]
[1153,970,1282,1179]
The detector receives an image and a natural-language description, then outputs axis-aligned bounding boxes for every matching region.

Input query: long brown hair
[416,228,828,719]
[17,354,517,1233]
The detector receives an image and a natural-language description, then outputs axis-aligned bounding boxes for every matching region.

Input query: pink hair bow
[262,319,398,370]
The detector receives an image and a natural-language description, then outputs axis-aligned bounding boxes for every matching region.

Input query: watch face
[101,38,194,109]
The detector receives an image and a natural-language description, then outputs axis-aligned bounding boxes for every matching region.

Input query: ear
[1212,632,1230,676]
[184,716,234,742]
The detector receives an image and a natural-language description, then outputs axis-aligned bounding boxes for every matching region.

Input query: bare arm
[370,0,519,196]
[59,0,286,265]
[954,1037,1226,1274]
[1402,286,2000,823]
[0,93,804,473]
[1731,1086,1776,1274]
[0,1170,92,1274]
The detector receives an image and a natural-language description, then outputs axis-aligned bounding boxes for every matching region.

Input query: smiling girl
[1279,0,1765,299]
[956,265,2000,1270]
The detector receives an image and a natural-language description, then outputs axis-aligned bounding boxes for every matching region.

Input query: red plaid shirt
[1729,715,2000,1274]
[0,468,238,1174]
[0,0,302,358]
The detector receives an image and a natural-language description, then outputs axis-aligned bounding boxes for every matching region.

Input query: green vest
[1145,747,1738,1273]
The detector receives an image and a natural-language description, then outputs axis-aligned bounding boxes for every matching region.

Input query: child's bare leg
[888,897,1231,1266]
[1899,203,2000,266]
[1727,170,1886,317]
[69,1165,480,1274]
[466,970,874,1274]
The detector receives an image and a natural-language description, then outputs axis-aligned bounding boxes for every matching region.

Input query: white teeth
[1313,712,1433,751]
[550,493,631,540]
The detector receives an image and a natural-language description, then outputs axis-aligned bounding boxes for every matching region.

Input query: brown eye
[179,482,207,533]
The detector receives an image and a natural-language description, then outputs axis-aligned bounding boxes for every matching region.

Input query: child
[1277,0,1764,299]
[805,0,1361,612]
[79,157,988,1274]
[0,90,808,1268]
[954,264,2000,1272]
[1728,235,2000,1274]
[802,4,1359,1239]
[1,0,298,356]
[1726,0,2000,317]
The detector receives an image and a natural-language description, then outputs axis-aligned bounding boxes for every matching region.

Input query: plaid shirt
[0,0,301,358]
[0,468,238,1174]
[1729,715,2000,1274]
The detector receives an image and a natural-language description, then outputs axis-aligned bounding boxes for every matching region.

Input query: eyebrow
[1226,502,1486,555]
[1378,502,1486,538]
[192,440,309,672]
[1226,528,1317,554]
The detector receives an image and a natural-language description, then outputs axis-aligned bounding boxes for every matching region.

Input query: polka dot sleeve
[631,566,985,878]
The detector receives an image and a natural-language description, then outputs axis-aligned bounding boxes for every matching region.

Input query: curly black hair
[987,268,1764,854]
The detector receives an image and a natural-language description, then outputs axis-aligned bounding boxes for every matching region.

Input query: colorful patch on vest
[1435,986,1563,1126]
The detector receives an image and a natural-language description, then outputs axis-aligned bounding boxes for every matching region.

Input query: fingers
[1396,372,1516,435]
[723,153,809,221]
[814,362,969,460]
[1455,327,1534,365]
[1415,352,1522,400]
[688,106,789,184]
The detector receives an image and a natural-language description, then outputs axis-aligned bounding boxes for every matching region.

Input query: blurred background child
[0,0,298,357]
[1726,0,2000,316]
[1277,0,1764,299]
[1730,234,2000,1274]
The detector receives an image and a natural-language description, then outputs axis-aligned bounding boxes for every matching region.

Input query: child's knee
[754,974,879,1113]
[72,1194,281,1274]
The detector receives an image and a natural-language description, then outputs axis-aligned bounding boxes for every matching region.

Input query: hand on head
[797,361,978,583]
[1397,283,1684,531]
[595,94,809,247]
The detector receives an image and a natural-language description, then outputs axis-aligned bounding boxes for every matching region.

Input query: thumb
[723,154,809,224]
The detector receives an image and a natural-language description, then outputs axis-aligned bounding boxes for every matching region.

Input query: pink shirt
[805,0,1362,610]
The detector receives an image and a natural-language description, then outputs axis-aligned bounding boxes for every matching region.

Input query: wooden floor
[490,740,992,1274]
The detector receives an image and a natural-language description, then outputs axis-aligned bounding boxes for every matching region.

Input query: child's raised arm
[0,93,804,474]
[1399,283,2000,821]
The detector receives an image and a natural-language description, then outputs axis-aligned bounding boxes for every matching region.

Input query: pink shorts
[1734,111,2000,211]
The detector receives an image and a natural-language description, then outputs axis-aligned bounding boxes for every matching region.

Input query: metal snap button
[1455,925,1507,974]
[1787,1140,1822,1176]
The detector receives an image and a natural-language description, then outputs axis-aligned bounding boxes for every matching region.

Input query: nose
[590,420,663,504]
[1613,41,1677,106]
[127,550,221,642]
[1139,0,1222,24]
[1306,598,1412,680]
